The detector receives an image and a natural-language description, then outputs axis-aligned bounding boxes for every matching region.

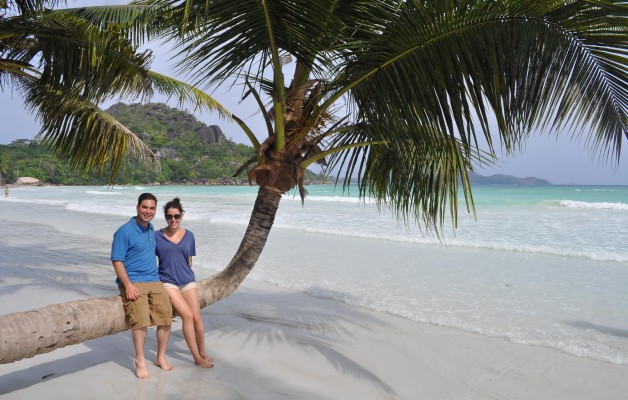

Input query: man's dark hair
[137,193,157,205]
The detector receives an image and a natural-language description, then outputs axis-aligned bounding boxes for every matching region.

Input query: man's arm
[113,261,140,300]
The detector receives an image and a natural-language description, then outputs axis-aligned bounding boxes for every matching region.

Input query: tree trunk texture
[198,186,282,307]
[0,186,283,364]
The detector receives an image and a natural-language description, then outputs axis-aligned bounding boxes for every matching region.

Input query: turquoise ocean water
[1,183,627,365]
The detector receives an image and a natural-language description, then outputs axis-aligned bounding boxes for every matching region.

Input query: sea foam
[559,200,628,210]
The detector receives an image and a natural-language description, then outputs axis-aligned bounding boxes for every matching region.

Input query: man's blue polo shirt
[111,217,159,284]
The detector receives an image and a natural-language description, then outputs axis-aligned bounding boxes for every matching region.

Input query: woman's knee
[174,305,193,321]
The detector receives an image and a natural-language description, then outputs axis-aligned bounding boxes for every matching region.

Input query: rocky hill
[107,102,227,146]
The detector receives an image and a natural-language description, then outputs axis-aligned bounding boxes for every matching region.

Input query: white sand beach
[1,189,628,399]
[2,277,628,399]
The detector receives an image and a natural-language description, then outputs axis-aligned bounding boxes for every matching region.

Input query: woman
[156,198,213,368]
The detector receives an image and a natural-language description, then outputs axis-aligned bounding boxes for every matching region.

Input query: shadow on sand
[0,288,396,399]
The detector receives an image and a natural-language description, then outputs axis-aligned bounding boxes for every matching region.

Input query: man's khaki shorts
[119,281,172,329]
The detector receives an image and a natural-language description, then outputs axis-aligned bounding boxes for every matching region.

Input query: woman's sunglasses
[165,214,182,220]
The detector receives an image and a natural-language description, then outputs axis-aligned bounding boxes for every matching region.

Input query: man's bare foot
[154,358,174,371]
[201,353,214,364]
[135,359,150,379]
[194,356,213,368]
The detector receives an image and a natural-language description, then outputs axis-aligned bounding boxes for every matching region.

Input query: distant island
[468,172,551,185]
[343,172,552,186]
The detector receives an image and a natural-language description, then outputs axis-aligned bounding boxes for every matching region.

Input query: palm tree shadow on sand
[207,288,396,393]
[0,288,396,398]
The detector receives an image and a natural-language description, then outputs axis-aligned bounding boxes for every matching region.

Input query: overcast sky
[1,0,626,185]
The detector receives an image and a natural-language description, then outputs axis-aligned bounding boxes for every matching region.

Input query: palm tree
[0,0,626,365]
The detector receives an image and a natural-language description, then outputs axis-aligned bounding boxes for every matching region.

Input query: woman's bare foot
[154,357,174,371]
[135,359,150,379]
[194,356,213,368]
[200,353,214,365]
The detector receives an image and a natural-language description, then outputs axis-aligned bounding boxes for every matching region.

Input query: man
[111,192,173,379]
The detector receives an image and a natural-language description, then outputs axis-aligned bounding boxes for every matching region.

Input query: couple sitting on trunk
[111,193,213,379]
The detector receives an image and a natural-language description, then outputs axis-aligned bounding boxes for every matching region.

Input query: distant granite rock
[195,125,224,145]
[167,127,181,140]
[15,177,42,186]
[469,172,551,185]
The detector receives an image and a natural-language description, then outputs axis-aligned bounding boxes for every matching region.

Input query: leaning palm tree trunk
[0,295,127,364]
[198,186,282,308]
[0,186,282,365]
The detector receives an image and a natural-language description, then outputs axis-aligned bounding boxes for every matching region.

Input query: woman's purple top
[155,229,196,286]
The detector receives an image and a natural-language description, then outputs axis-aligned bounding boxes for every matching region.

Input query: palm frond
[35,12,155,103]
[362,138,477,232]
[2,10,156,102]
[325,119,490,232]
[147,69,230,117]
[0,58,39,79]
[4,1,65,15]
[60,3,168,47]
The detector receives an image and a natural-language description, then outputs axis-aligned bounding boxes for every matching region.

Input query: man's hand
[113,261,139,300]
[124,283,140,301]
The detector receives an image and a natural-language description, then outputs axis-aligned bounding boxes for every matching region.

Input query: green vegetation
[0,102,328,185]
[0,139,85,184]
[107,102,255,185]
